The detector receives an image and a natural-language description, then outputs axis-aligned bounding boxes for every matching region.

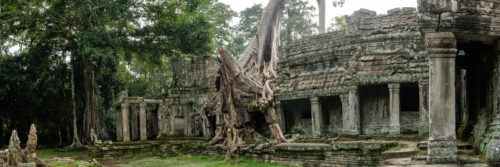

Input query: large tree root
[199,0,295,160]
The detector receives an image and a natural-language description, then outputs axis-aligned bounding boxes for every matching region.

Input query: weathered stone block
[486,139,500,166]
[418,0,456,14]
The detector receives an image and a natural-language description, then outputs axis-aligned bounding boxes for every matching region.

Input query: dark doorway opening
[360,84,390,135]
[400,83,419,134]
[282,99,311,134]
[321,96,342,134]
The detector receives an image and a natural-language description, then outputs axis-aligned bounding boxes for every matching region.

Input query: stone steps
[382,158,412,166]
[417,141,473,150]
[382,149,418,160]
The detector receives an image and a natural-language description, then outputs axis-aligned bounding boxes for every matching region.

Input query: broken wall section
[161,55,220,137]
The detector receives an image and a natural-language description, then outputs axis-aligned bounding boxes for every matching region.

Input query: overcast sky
[218,0,417,27]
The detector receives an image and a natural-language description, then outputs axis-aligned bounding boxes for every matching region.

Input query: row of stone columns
[116,100,159,142]
[276,82,431,137]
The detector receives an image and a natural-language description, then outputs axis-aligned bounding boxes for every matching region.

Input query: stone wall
[418,0,500,164]
[160,55,219,137]
[321,96,343,133]
[400,111,419,134]
[276,8,428,136]
[419,0,500,37]
[276,8,427,101]
[359,85,390,135]
[205,142,397,167]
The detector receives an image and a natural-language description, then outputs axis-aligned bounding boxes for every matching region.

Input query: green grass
[123,151,153,159]
[121,156,287,167]
[37,149,87,159]
[47,161,77,167]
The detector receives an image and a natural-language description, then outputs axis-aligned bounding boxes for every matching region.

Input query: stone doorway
[283,99,312,135]
[321,96,343,135]
[400,83,419,134]
[359,85,390,135]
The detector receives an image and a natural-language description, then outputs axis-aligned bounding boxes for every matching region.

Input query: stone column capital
[419,79,429,87]
[388,83,400,90]
[310,97,320,103]
[275,100,281,106]
[121,102,129,108]
[347,85,358,91]
[425,32,457,58]
[139,101,146,108]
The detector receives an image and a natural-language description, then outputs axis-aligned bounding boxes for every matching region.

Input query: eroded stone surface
[8,130,23,167]
[24,124,37,163]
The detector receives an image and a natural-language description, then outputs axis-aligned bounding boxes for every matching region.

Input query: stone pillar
[121,102,130,142]
[310,97,322,137]
[343,86,360,135]
[139,101,147,141]
[458,69,468,137]
[275,101,286,130]
[184,105,193,136]
[340,94,349,134]
[388,83,401,134]
[156,102,164,138]
[426,32,457,164]
[419,80,429,137]
[116,107,123,141]
[131,104,139,140]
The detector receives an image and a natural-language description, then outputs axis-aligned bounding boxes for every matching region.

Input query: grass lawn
[121,156,287,167]
[37,148,87,160]
[37,149,91,167]
[36,149,286,167]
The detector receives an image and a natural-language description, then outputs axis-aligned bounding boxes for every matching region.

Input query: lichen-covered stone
[24,124,37,163]
[485,139,500,166]
[276,8,427,101]
[7,130,23,167]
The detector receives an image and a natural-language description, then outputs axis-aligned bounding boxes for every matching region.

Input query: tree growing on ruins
[200,0,296,160]
[229,0,317,56]
[0,0,217,145]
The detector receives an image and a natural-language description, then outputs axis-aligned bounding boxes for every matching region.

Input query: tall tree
[1,0,216,144]
[69,54,83,148]
[317,0,326,33]
[227,4,263,56]
[327,15,347,31]
[201,0,295,160]
[280,0,317,46]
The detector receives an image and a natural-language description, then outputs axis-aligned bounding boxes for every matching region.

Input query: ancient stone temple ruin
[103,0,500,166]
[113,55,219,142]
[275,8,428,137]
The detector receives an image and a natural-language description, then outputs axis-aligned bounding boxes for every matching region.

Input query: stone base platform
[87,136,488,167]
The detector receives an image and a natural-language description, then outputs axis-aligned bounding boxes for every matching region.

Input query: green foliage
[327,16,347,32]
[0,0,219,145]
[228,0,317,56]
[37,149,88,160]
[122,151,153,159]
[281,0,317,46]
[227,4,263,56]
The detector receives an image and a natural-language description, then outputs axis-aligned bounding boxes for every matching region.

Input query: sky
[218,0,417,27]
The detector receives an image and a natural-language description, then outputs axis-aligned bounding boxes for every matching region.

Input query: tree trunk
[0,119,3,145]
[82,61,108,142]
[69,56,83,148]
[200,0,296,160]
[317,0,326,33]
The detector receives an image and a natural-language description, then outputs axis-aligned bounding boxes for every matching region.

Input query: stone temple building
[111,0,500,165]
